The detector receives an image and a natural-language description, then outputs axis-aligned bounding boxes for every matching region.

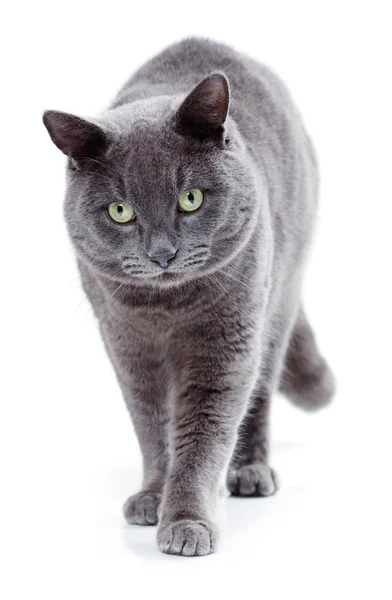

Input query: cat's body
[44,38,335,556]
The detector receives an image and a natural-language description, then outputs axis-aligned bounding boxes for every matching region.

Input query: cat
[43,37,335,557]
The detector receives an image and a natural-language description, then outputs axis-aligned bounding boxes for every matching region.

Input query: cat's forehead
[98,98,227,192]
[105,126,182,193]
[101,102,180,166]
[103,96,178,134]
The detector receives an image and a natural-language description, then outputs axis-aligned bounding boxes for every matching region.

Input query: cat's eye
[108,202,135,223]
[177,189,204,213]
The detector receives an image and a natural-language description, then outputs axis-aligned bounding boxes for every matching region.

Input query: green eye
[108,202,135,223]
[177,188,204,213]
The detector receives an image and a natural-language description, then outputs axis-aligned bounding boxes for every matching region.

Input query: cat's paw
[227,463,278,497]
[157,519,218,556]
[123,491,161,525]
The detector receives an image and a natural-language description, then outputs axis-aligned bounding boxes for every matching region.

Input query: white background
[1,1,391,598]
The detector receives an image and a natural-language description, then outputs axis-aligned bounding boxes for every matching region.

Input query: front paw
[123,491,161,525]
[157,519,218,557]
[227,463,278,496]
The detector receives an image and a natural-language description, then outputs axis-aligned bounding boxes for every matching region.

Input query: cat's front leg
[103,326,170,526]
[157,335,259,556]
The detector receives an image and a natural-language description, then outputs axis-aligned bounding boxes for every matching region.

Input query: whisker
[80,170,114,184]
[222,269,255,294]
[84,157,118,178]
[74,293,91,313]
[112,281,125,299]
[70,281,84,293]
[205,273,230,297]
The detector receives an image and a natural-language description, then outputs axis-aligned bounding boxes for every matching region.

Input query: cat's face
[44,73,262,289]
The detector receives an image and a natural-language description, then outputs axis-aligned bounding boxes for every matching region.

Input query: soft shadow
[121,493,282,560]
[112,451,305,559]
[121,523,217,562]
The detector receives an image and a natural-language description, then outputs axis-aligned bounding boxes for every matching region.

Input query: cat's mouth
[147,270,193,288]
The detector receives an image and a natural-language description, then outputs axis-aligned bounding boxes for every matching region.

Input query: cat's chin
[150,271,186,287]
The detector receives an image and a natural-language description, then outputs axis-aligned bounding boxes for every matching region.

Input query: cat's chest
[104,303,176,342]
[103,285,232,346]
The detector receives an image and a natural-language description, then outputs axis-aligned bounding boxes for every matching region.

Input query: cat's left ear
[175,72,230,141]
[42,110,108,162]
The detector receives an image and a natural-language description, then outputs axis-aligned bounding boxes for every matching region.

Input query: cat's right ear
[42,111,108,163]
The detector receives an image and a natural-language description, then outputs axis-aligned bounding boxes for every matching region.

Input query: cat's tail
[279,307,336,411]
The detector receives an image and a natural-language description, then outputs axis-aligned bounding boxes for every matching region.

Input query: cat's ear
[42,110,108,161]
[176,72,230,140]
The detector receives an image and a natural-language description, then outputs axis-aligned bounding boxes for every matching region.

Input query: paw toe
[123,491,161,525]
[157,519,217,557]
[227,464,278,497]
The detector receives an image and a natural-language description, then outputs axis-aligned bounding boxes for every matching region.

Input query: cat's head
[43,73,262,289]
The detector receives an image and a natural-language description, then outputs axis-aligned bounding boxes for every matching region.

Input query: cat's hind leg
[227,388,278,497]
[227,305,297,497]
[227,306,335,497]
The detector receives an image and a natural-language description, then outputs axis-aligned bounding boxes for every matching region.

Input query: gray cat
[43,38,335,557]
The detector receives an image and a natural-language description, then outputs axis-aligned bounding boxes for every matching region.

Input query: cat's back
[113,37,298,131]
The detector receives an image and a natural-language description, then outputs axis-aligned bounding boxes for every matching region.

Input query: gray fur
[43,37,335,557]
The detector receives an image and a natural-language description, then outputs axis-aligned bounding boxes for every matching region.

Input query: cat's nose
[147,248,177,269]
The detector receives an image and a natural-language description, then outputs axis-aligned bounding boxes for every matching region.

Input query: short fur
[43,38,335,557]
